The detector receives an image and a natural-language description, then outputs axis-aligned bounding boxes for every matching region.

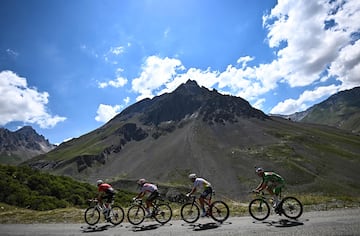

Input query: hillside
[0,126,55,165]
[24,80,360,201]
[281,87,360,134]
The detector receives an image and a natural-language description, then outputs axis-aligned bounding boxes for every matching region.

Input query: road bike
[127,196,172,225]
[248,190,303,221]
[180,192,229,224]
[84,199,125,225]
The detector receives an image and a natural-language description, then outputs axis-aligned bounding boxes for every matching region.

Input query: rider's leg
[145,200,152,216]
[199,197,206,216]
[266,187,279,207]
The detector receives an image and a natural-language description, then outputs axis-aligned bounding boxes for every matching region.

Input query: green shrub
[0,164,96,210]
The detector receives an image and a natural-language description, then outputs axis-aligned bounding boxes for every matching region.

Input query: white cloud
[95,104,122,123]
[270,84,340,115]
[98,77,128,88]
[132,56,185,101]
[0,70,66,128]
[128,0,359,115]
[123,97,130,105]
[110,46,125,55]
[6,48,19,58]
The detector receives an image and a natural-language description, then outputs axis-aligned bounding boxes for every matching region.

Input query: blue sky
[0,0,359,145]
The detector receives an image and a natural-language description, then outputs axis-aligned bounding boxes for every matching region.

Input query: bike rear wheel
[108,206,125,225]
[249,198,270,221]
[181,203,200,223]
[84,207,100,225]
[154,203,172,224]
[127,205,145,225]
[210,200,230,223]
[281,196,303,219]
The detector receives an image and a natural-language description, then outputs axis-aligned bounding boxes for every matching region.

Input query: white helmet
[255,167,264,174]
[137,178,146,185]
[188,173,197,179]
[96,179,103,186]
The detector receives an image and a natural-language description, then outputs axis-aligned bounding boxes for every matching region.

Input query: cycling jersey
[263,172,285,184]
[98,183,115,194]
[98,183,115,203]
[193,178,212,190]
[140,183,158,193]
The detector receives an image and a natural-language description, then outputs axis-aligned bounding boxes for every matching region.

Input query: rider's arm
[254,179,266,191]
[134,191,145,199]
[187,187,196,196]
[97,191,103,203]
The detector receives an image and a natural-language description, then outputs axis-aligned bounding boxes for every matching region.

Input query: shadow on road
[252,218,304,228]
[183,221,232,231]
[128,223,172,232]
[81,224,117,233]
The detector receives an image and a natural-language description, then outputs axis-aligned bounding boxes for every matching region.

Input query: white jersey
[193,178,211,190]
[140,183,158,193]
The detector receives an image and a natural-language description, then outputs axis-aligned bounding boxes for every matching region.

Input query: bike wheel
[181,203,200,223]
[108,205,125,225]
[84,207,100,225]
[281,196,303,219]
[249,198,270,221]
[210,200,230,223]
[154,203,172,225]
[127,205,145,225]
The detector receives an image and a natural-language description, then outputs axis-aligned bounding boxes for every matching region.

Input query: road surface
[1,208,359,236]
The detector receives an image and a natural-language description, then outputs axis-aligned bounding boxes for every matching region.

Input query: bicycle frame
[249,190,303,220]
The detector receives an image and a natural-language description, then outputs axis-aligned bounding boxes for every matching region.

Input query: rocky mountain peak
[0,126,55,165]
[116,80,267,126]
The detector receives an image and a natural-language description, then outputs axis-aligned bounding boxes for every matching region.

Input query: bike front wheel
[154,203,172,224]
[84,207,100,225]
[127,205,145,225]
[281,196,303,219]
[249,198,270,221]
[181,203,200,223]
[210,200,230,223]
[108,205,125,225]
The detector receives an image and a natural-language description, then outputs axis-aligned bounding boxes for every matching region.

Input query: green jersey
[263,172,285,184]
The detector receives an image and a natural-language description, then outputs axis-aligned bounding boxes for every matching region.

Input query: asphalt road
[1,208,359,236]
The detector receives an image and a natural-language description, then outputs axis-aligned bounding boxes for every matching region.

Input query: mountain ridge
[21,81,360,200]
[274,87,360,133]
[0,126,55,165]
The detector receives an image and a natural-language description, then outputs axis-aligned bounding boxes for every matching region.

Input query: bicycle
[127,196,172,225]
[84,199,125,226]
[248,190,303,221]
[180,192,230,224]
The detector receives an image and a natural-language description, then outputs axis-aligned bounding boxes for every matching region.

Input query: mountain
[0,126,55,165]
[24,80,360,200]
[277,87,360,134]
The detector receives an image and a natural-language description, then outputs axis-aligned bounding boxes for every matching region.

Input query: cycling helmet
[96,179,103,186]
[137,178,146,185]
[255,167,264,174]
[188,173,197,179]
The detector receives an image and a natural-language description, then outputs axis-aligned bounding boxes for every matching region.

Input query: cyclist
[97,179,115,220]
[253,167,285,209]
[186,173,213,217]
[133,178,160,218]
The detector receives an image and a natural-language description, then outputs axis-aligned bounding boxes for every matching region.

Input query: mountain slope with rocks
[0,126,55,165]
[278,87,360,134]
[24,80,360,200]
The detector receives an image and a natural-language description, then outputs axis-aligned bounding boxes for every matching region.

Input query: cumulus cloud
[270,84,340,114]
[132,56,185,101]
[0,70,66,128]
[95,104,122,123]
[128,0,359,114]
[98,77,128,88]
